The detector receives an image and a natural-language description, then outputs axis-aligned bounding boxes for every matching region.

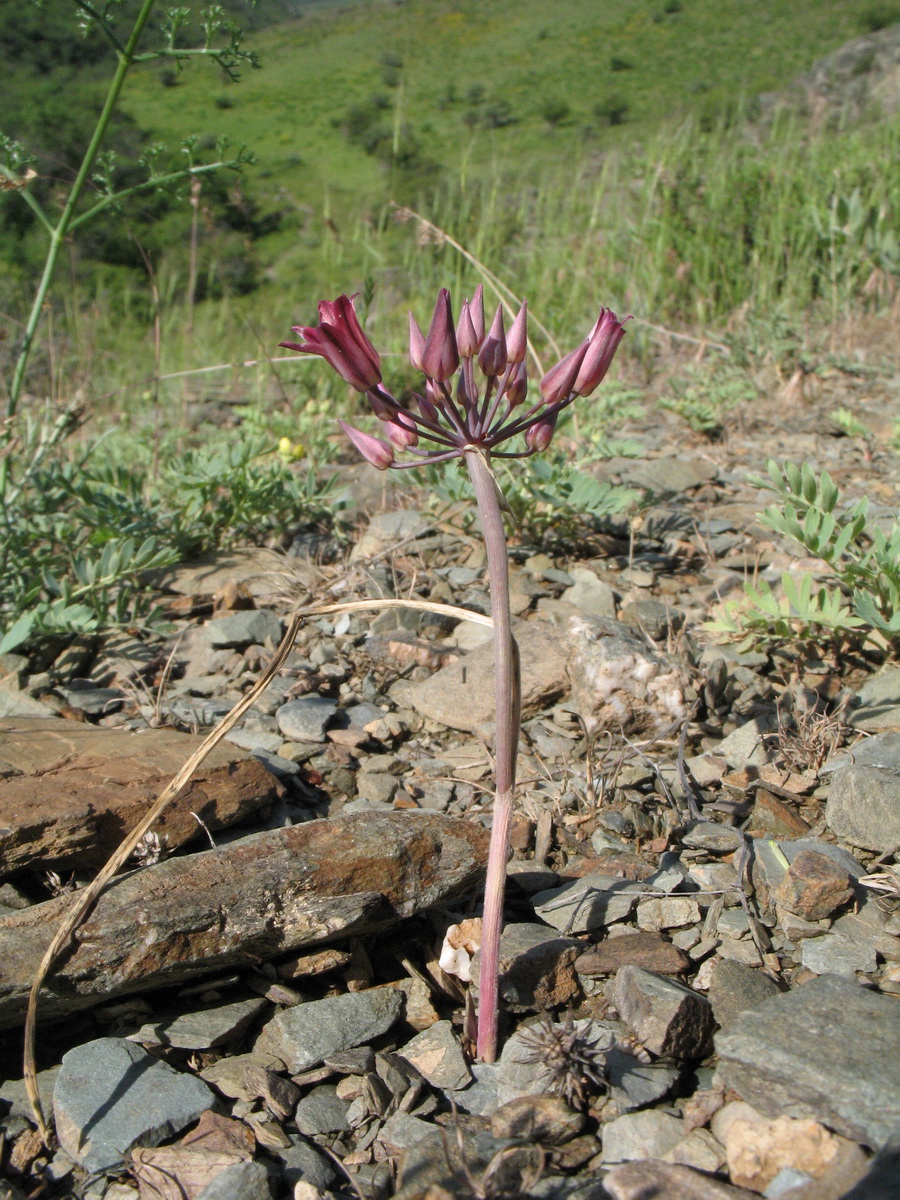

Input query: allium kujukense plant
[280,288,628,1060]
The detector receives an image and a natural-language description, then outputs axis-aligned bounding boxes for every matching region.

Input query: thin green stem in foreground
[465,449,521,1062]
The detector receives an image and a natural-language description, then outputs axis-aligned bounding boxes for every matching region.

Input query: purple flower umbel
[280,287,629,1064]
[281,288,629,471]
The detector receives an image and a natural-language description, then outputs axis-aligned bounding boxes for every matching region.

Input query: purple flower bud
[339,420,395,470]
[408,312,426,371]
[368,390,395,421]
[573,308,629,396]
[525,410,557,453]
[507,301,528,364]
[417,388,441,424]
[470,284,485,345]
[385,418,419,449]
[280,294,381,392]
[505,361,528,408]
[478,305,508,377]
[542,340,592,405]
[421,288,459,382]
[539,340,590,405]
[456,301,480,358]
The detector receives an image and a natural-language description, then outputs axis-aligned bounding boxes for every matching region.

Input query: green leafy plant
[1,0,257,425]
[659,365,756,436]
[706,459,900,649]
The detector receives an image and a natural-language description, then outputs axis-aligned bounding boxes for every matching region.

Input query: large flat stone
[53,1037,215,1174]
[0,717,282,877]
[0,811,488,1029]
[396,619,567,732]
[715,974,900,1147]
[825,764,900,852]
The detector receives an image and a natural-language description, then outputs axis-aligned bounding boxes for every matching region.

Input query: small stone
[255,989,404,1073]
[206,609,282,648]
[664,1128,727,1174]
[825,764,900,852]
[491,1095,584,1145]
[532,875,645,933]
[397,1021,471,1090]
[713,715,777,769]
[603,1160,758,1199]
[619,598,683,640]
[748,789,811,838]
[681,821,742,854]
[275,697,339,743]
[294,1084,351,1136]
[560,568,616,618]
[775,850,853,921]
[130,998,268,1049]
[575,932,690,977]
[355,772,398,804]
[194,1161,272,1200]
[715,974,900,1147]
[722,1111,850,1193]
[800,932,877,976]
[707,960,780,1030]
[273,1134,336,1190]
[53,1038,215,1174]
[601,1109,686,1164]
[472,923,582,1011]
[611,966,715,1059]
[606,1047,679,1113]
[636,895,701,931]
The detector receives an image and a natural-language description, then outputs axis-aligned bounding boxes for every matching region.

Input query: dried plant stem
[465,449,520,1062]
[24,596,493,1140]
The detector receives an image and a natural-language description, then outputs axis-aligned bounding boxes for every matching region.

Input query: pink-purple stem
[465,448,520,1063]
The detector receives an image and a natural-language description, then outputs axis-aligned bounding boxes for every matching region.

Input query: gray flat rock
[707,960,780,1030]
[255,988,404,1072]
[53,1037,215,1174]
[600,1109,686,1163]
[206,609,283,648]
[715,973,900,1147]
[397,1019,471,1090]
[603,1160,758,1199]
[275,696,340,742]
[533,874,646,933]
[129,997,269,1049]
[825,765,900,852]
[194,1161,272,1200]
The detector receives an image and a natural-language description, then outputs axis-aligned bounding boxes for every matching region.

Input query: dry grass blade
[24,597,493,1139]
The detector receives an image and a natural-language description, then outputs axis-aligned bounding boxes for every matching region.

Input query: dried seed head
[515,1012,610,1110]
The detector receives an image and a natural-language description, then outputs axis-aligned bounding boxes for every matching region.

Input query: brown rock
[471,923,582,1011]
[603,1160,758,1199]
[748,788,812,837]
[396,619,567,733]
[576,931,690,977]
[0,811,488,1028]
[611,965,715,1059]
[0,717,281,876]
[776,850,854,921]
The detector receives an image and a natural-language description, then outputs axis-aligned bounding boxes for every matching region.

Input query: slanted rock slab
[603,1160,758,1199]
[255,988,404,1073]
[715,973,900,1147]
[0,717,282,876]
[612,965,715,1059]
[825,764,900,852]
[0,811,488,1028]
[397,618,567,732]
[53,1037,215,1174]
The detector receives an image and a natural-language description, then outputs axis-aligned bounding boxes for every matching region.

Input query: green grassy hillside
[122,0,865,214]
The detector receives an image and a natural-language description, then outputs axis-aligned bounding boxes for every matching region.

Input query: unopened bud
[478,305,508,377]
[408,313,426,371]
[470,283,485,345]
[339,420,395,470]
[507,301,528,364]
[574,308,629,396]
[525,410,557,453]
[540,340,589,405]
[421,288,459,382]
[505,361,528,408]
[456,301,480,358]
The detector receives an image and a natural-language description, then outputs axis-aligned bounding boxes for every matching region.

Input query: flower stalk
[281,289,628,1061]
